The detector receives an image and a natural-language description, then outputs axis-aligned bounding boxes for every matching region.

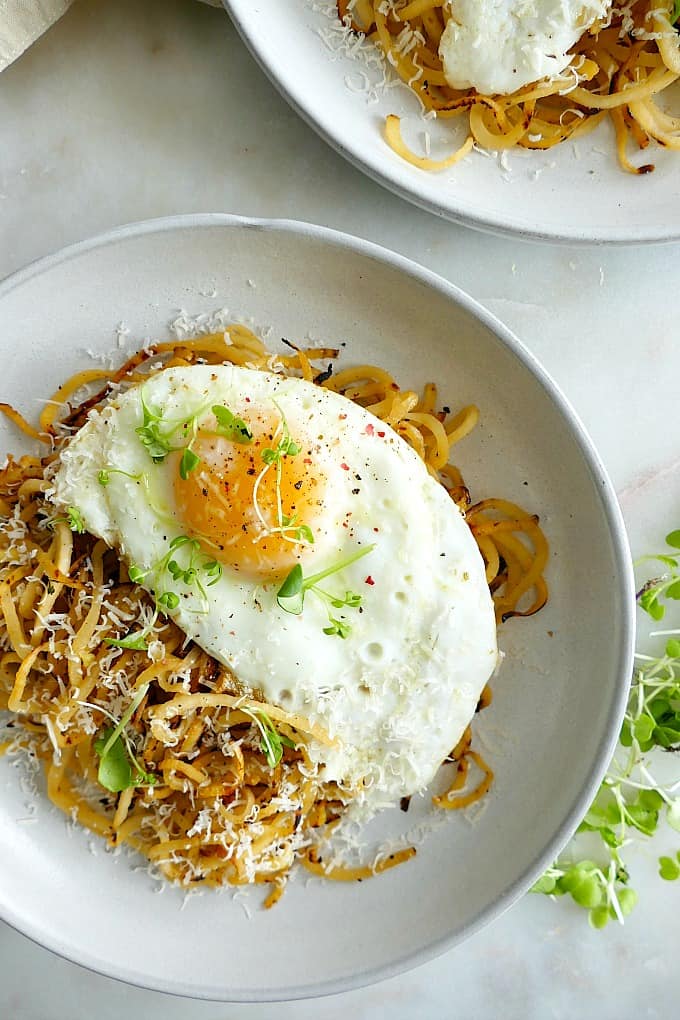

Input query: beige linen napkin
[0,0,222,72]
[0,0,73,70]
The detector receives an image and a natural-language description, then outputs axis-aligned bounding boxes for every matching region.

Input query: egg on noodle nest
[0,328,547,901]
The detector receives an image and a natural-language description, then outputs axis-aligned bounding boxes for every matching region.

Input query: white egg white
[52,364,498,809]
[439,0,610,95]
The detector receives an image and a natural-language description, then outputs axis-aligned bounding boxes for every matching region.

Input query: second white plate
[225,0,680,244]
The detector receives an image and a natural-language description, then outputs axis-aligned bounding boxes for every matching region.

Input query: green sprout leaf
[136,387,208,475]
[98,467,144,487]
[276,563,304,615]
[261,405,301,466]
[104,632,149,651]
[136,421,175,463]
[589,906,610,930]
[158,590,180,611]
[322,617,351,639]
[58,506,86,533]
[179,447,200,480]
[94,728,132,793]
[242,708,296,769]
[262,436,300,463]
[667,800,680,833]
[276,545,374,636]
[618,888,638,916]
[212,405,253,444]
[281,515,314,545]
[640,590,665,620]
[659,856,680,881]
[667,529,680,549]
[531,874,557,894]
[633,715,655,744]
[203,560,222,586]
[93,685,156,792]
[160,535,221,605]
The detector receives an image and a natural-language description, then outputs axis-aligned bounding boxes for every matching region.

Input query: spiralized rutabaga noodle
[0,326,547,904]
[338,0,680,174]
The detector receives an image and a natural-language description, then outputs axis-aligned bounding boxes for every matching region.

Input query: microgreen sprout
[212,405,253,444]
[280,514,314,545]
[53,506,86,533]
[105,562,158,650]
[93,684,157,792]
[105,631,151,652]
[241,707,295,769]
[659,853,680,881]
[323,617,351,639]
[251,402,313,549]
[158,591,180,610]
[160,535,223,603]
[261,436,300,464]
[672,0,680,24]
[136,389,178,464]
[533,529,680,927]
[179,446,200,480]
[98,468,144,487]
[635,529,680,621]
[135,389,196,477]
[135,389,255,482]
[106,537,222,649]
[276,545,374,638]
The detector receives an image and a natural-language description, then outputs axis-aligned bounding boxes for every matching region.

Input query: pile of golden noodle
[0,326,547,904]
[338,0,680,174]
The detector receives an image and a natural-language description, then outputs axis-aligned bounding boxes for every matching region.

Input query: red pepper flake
[245,397,251,403]
[304,457,312,465]
[339,413,347,420]
[365,423,374,436]
[377,431,385,438]
[341,463,350,471]
[365,575,375,586]
[373,527,379,533]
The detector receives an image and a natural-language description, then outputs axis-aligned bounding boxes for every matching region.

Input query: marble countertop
[0,1,678,1016]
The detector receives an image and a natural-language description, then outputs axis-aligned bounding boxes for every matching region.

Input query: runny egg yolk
[174,410,325,580]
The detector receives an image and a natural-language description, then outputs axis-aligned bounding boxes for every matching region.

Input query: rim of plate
[0,214,636,1001]
[223,2,680,246]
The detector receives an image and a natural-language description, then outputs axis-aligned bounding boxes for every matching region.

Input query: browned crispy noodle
[0,326,547,904]
[338,0,680,174]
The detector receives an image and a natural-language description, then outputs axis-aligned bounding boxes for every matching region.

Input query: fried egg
[439,0,609,95]
[52,364,498,808]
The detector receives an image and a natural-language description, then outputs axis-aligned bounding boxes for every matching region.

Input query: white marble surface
[0,0,678,1016]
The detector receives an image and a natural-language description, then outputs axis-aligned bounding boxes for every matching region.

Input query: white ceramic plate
[224,1,680,244]
[0,215,633,1001]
